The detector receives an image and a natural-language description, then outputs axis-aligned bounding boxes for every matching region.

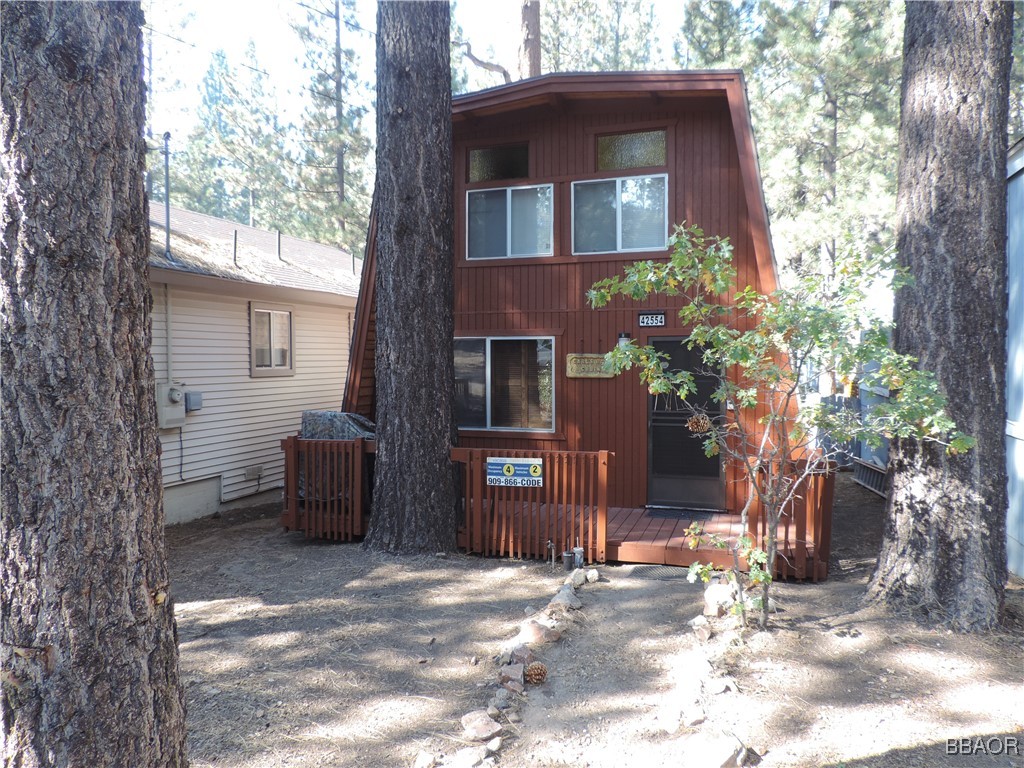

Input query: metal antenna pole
[163,131,171,259]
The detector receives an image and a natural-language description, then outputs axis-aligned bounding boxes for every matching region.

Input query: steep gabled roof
[149,205,361,298]
[454,71,775,287]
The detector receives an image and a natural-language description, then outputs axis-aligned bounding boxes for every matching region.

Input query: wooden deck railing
[280,438,611,562]
[281,436,367,540]
[454,448,611,564]
[279,436,833,577]
[751,465,837,581]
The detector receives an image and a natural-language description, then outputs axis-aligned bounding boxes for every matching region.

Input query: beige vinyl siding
[151,282,353,502]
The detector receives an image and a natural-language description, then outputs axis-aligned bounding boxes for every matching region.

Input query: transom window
[454,337,554,431]
[469,144,529,182]
[597,129,666,171]
[250,303,294,377]
[572,174,668,254]
[467,185,554,260]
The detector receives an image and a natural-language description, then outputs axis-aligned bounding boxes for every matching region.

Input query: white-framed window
[571,173,668,255]
[250,303,294,377]
[454,337,555,431]
[466,184,554,260]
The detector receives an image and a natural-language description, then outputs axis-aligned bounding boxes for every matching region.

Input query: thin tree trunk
[867,0,1013,632]
[519,1,541,79]
[334,0,346,212]
[366,1,457,554]
[1,3,187,765]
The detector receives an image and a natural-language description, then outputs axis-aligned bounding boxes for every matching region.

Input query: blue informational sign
[486,457,544,488]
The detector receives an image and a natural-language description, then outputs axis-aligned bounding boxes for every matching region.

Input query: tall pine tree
[677,1,902,276]
[291,0,372,254]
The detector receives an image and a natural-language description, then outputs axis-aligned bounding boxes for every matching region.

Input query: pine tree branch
[455,41,511,84]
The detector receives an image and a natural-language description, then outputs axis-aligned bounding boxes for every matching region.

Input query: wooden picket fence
[761,466,836,581]
[280,436,368,540]
[280,438,610,561]
[453,447,611,564]
[279,437,833,579]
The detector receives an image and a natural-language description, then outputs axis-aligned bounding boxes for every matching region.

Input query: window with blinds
[250,303,294,377]
[453,337,554,431]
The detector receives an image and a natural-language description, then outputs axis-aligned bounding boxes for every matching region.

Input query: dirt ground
[167,475,1023,768]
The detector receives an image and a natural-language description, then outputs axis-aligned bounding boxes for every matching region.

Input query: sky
[144,0,683,143]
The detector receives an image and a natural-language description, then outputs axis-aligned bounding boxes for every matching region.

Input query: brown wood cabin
[283,71,834,579]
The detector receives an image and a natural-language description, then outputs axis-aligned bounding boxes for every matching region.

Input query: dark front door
[647,338,724,510]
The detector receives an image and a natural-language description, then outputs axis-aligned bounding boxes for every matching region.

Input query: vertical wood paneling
[353,95,773,513]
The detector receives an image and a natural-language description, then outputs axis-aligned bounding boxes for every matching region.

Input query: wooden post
[353,438,365,536]
[597,451,610,563]
[815,466,837,580]
[282,436,298,531]
[472,450,485,554]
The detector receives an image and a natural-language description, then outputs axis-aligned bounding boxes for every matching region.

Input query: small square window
[597,130,666,171]
[469,144,529,183]
[250,303,294,377]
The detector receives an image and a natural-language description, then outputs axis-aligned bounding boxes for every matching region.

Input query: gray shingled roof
[149,206,361,298]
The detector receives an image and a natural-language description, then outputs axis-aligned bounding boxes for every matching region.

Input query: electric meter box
[157,382,186,429]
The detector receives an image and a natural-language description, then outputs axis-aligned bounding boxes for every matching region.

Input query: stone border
[412,567,600,768]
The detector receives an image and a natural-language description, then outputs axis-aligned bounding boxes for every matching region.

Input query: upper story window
[250,303,294,377]
[454,337,555,431]
[572,174,668,254]
[467,184,554,259]
[469,144,529,182]
[597,129,666,171]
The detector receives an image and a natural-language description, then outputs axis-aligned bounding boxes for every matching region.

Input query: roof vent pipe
[162,131,171,259]
[233,230,238,267]
[277,229,282,261]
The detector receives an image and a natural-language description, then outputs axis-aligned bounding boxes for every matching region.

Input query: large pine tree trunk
[1,4,187,765]
[365,1,458,554]
[868,1,1013,632]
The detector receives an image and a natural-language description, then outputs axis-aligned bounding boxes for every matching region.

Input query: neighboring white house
[149,206,360,524]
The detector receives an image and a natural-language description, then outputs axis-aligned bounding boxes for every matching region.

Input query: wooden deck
[608,507,747,569]
[606,506,828,580]
[283,438,833,580]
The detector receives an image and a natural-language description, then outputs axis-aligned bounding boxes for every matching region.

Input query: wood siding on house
[452,97,758,509]
[344,73,779,513]
[152,283,354,504]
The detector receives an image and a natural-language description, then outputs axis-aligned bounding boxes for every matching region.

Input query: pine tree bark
[867,1,1013,631]
[1,3,188,765]
[519,1,541,79]
[365,1,458,554]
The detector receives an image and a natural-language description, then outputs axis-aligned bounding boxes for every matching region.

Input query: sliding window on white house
[571,174,668,254]
[250,303,294,377]
[454,337,554,431]
[467,185,554,259]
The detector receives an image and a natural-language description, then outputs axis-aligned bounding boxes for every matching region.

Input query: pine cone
[524,661,548,685]
[686,414,712,433]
